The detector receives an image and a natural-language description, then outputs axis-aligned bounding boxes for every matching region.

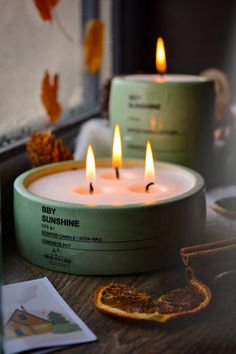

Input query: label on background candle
[110,76,214,177]
[125,88,187,163]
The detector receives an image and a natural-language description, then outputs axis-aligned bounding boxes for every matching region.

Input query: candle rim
[15,159,205,210]
[119,74,213,84]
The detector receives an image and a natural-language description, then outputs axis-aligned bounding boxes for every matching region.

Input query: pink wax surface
[28,165,196,206]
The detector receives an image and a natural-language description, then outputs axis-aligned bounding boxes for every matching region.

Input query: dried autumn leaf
[34,0,59,21]
[84,19,105,74]
[41,71,62,125]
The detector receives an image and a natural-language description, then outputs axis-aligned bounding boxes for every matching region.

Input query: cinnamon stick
[180,237,236,283]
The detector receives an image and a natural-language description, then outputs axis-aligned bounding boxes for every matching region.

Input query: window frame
[0,0,104,164]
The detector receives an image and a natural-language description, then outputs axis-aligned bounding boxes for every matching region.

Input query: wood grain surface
[3,187,236,354]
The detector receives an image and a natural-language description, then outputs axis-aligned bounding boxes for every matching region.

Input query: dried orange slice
[94,278,211,323]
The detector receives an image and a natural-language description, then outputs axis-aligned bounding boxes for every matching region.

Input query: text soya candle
[109,37,215,180]
[14,152,205,275]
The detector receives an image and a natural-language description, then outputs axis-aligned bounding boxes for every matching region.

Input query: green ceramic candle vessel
[14,159,205,275]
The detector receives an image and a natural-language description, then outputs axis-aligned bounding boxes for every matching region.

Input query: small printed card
[2,277,97,354]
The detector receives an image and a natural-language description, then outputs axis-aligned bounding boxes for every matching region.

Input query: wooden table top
[3,186,236,354]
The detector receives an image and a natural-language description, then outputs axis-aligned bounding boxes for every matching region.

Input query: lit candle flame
[145,141,156,182]
[86,144,96,183]
[112,124,122,169]
[156,36,167,74]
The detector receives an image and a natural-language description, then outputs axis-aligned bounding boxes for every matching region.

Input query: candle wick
[115,167,120,179]
[145,182,155,193]
[89,182,94,194]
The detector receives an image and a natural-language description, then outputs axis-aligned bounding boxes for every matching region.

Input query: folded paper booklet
[2,277,97,354]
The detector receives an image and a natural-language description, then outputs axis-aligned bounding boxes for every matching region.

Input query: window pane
[100,0,112,84]
[0,0,112,150]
